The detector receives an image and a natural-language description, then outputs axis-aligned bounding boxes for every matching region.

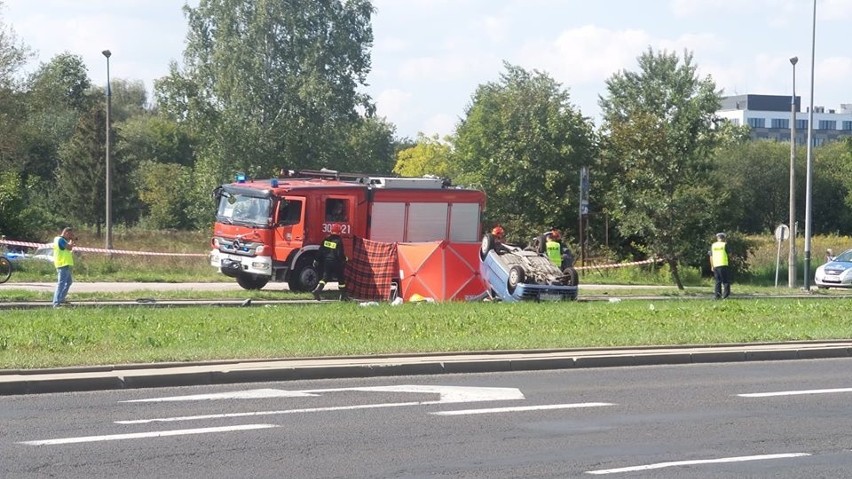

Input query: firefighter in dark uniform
[312,223,348,301]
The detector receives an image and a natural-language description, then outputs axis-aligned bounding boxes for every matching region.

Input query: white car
[815,248,852,289]
[31,246,55,262]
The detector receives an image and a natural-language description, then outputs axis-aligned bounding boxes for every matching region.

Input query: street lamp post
[788,56,797,288]
[102,50,112,250]
[803,0,817,289]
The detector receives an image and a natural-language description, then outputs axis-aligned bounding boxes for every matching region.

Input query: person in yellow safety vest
[545,230,563,267]
[710,232,731,299]
[52,226,75,308]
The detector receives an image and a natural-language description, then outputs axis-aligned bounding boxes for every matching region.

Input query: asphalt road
[3,358,852,478]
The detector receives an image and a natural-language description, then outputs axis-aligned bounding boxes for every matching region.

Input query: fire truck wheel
[561,267,579,286]
[507,266,525,293]
[236,273,269,290]
[289,256,319,292]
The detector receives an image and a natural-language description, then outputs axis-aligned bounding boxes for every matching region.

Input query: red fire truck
[210,169,486,291]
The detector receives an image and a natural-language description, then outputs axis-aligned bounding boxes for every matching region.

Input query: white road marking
[124,385,525,404]
[431,402,614,416]
[308,385,525,404]
[739,387,852,398]
[19,424,278,446]
[116,401,422,424]
[585,453,811,475]
[122,388,318,402]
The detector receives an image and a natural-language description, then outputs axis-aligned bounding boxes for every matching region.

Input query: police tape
[574,257,663,271]
[0,238,208,258]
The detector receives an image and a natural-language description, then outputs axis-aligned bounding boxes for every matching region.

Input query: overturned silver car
[479,233,579,302]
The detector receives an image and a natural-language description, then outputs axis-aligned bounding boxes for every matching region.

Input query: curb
[2,341,851,395]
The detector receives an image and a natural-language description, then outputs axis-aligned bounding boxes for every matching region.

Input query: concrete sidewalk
[3,341,851,395]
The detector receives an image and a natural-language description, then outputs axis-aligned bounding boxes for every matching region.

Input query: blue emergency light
[236,172,246,183]
[270,178,279,187]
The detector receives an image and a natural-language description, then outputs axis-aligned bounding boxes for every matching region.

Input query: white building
[716,94,852,146]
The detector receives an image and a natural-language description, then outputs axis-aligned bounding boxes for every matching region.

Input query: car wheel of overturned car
[289,256,319,292]
[236,273,269,290]
[507,265,525,293]
[561,266,579,286]
[480,234,494,260]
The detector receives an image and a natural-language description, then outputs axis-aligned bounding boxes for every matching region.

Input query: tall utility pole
[788,56,798,288]
[803,0,817,290]
[102,50,113,250]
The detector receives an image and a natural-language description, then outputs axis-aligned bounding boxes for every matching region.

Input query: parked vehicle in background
[31,246,55,262]
[479,233,578,302]
[210,169,486,292]
[815,248,852,289]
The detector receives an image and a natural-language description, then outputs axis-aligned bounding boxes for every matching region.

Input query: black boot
[312,282,325,301]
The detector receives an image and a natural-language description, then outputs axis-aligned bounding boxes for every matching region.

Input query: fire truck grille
[217,237,260,256]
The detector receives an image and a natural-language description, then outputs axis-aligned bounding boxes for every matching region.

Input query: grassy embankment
[2,299,851,369]
[1,230,851,369]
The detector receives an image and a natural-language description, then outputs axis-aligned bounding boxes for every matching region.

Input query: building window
[818,120,836,130]
[795,119,808,129]
[842,121,852,131]
[771,118,789,129]
[747,117,765,128]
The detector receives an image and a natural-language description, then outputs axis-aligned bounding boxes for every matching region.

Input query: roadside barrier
[0,238,207,258]
[574,257,663,271]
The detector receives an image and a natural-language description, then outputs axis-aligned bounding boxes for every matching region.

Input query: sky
[3,0,852,140]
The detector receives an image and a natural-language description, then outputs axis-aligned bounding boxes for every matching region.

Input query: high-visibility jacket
[545,239,562,266]
[711,241,729,268]
[53,236,74,268]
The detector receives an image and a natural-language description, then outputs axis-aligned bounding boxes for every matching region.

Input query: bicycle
[0,256,11,284]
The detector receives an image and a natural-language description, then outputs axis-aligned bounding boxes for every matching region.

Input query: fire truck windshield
[216,193,272,227]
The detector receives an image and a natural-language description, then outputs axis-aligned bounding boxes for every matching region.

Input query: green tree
[598,48,722,289]
[335,116,396,174]
[393,133,455,179]
[454,62,597,242]
[0,170,26,237]
[713,141,794,234]
[136,161,194,229]
[55,105,135,233]
[812,138,852,233]
[117,114,195,167]
[156,0,375,190]
[0,3,33,173]
[20,53,93,181]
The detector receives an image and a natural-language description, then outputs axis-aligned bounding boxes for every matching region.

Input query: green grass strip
[1,298,850,369]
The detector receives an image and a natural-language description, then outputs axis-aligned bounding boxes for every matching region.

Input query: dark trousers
[714,266,731,299]
[315,260,345,291]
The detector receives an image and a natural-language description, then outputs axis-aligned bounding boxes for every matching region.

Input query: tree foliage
[156,0,377,188]
[136,161,194,229]
[393,133,454,179]
[454,62,597,243]
[598,48,722,288]
[55,105,135,232]
[0,5,32,173]
[713,141,794,234]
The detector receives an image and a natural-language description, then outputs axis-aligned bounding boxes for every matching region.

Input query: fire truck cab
[210,170,486,292]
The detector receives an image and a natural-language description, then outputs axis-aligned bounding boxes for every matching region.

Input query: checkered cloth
[344,236,398,301]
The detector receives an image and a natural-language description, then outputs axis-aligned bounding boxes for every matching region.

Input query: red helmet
[491,225,505,238]
[330,223,342,235]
